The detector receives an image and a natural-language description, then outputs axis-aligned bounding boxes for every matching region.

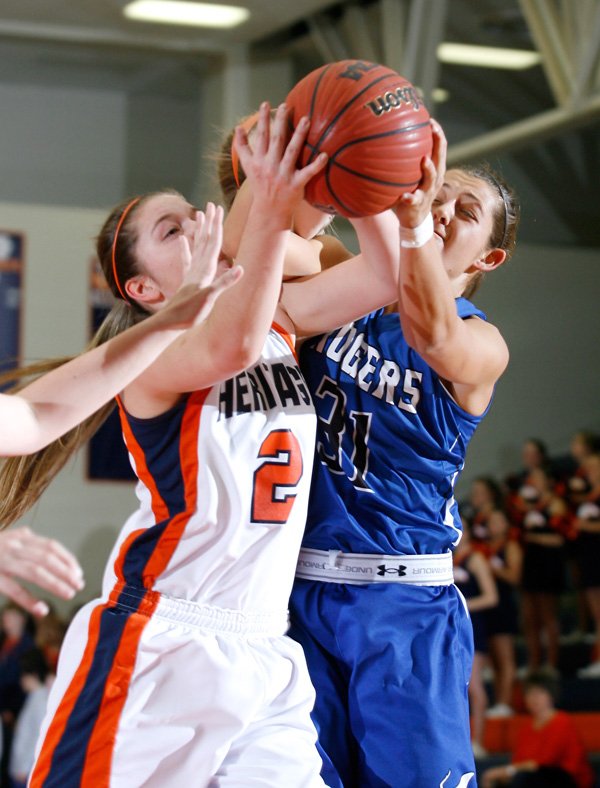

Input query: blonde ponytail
[0,301,146,528]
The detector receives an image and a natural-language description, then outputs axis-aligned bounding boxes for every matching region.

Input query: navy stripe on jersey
[45,600,138,785]
[121,521,171,586]
[118,397,194,586]
[124,398,190,516]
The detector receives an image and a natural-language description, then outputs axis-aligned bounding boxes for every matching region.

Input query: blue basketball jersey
[299,298,489,555]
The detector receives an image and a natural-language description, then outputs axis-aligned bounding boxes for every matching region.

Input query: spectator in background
[480,673,594,788]
[8,649,51,788]
[464,476,505,545]
[484,508,523,718]
[516,467,571,677]
[33,605,66,674]
[573,453,600,678]
[562,432,600,643]
[454,522,498,759]
[560,431,600,504]
[0,604,35,784]
[505,438,552,496]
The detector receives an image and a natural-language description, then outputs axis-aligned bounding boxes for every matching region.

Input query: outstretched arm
[0,527,84,616]
[0,208,242,456]
[225,175,401,336]
[124,102,328,409]
[279,210,400,337]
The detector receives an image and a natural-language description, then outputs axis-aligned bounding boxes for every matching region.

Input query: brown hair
[214,110,279,211]
[99,191,180,301]
[0,192,180,528]
[216,126,239,212]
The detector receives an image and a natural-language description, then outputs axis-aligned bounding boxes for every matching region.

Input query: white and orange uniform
[30,325,324,788]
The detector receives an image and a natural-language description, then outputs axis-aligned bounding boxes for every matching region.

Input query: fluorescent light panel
[438,42,542,70]
[431,87,450,103]
[124,0,250,28]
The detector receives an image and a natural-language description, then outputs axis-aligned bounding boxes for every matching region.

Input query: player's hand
[155,203,244,331]
[393,119,446,229]
[233,101,328,223]
[0,526,84,616]
[179,202,226,289]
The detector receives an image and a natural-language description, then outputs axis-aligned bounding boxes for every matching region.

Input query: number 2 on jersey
[251,429,303,524]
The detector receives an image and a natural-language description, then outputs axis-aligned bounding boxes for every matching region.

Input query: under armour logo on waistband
[377,564,407,577]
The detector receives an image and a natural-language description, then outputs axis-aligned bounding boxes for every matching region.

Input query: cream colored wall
[0,202,139,615]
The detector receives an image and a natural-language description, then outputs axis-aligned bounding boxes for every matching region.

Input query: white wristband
[400,213,434,248]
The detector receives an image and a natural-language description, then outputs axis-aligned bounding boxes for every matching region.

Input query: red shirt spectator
[513,710,594,788]
[481,674,594,788]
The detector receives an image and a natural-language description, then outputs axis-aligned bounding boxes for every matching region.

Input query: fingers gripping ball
[286,59,432,217]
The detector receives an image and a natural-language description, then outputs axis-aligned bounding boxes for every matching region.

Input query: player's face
[133,193,222,299]
[431,171,500,279]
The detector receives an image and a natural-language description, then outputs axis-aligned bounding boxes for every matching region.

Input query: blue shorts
[289,580,477,788]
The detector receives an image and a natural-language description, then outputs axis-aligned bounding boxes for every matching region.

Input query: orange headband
[231,112,260,189]
[111,197,141,301]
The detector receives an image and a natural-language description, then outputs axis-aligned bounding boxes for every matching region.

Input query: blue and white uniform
[290,300,489,788]
[31,325,325,788]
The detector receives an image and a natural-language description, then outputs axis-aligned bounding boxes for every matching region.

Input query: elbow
[412,327,454,359]
[214,336,264,380]
[401,309,457,357]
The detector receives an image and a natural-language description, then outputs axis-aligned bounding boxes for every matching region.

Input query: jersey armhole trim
[272,321,298,361]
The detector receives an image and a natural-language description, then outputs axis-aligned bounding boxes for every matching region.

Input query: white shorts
[30,588,326,787]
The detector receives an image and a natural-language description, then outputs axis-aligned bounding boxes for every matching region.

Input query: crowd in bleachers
[457,429,600,773]
[0,602,66,788]
[0,429,598,787]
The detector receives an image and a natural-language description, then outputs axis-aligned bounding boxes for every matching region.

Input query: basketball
[285,59,432,217]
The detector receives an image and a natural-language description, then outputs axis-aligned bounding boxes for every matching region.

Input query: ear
[124,275,166,306]
[473,247,506,272]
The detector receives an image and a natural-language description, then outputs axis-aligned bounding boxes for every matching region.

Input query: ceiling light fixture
[123,0,250,29]
[437,43,541,70]
[431,87,450,103]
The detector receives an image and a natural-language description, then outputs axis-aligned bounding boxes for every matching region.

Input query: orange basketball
[286,59,432,217]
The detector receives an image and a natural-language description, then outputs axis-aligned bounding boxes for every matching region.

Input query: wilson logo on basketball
[365,86,423,117]
[338,60,379,81]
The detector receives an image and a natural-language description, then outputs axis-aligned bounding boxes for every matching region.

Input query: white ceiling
[0,0,338,48]
[0,0,599,244]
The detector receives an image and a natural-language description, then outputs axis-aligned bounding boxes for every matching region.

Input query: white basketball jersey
[102,324,316,612]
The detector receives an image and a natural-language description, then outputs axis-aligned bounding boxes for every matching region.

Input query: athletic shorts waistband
[110,583,289,636]
[295,548,454,586]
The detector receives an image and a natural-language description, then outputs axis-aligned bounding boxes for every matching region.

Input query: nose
[433,199,454,226]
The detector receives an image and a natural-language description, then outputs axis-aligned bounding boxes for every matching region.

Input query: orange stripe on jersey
[142,390,206,585]
[29,603,106,787]
[81,592,160,785]
[116,397,170,523]
[31,394,208,784]
[272,321,298,361]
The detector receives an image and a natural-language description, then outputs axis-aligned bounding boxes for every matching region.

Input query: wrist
[399,213,434,248]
